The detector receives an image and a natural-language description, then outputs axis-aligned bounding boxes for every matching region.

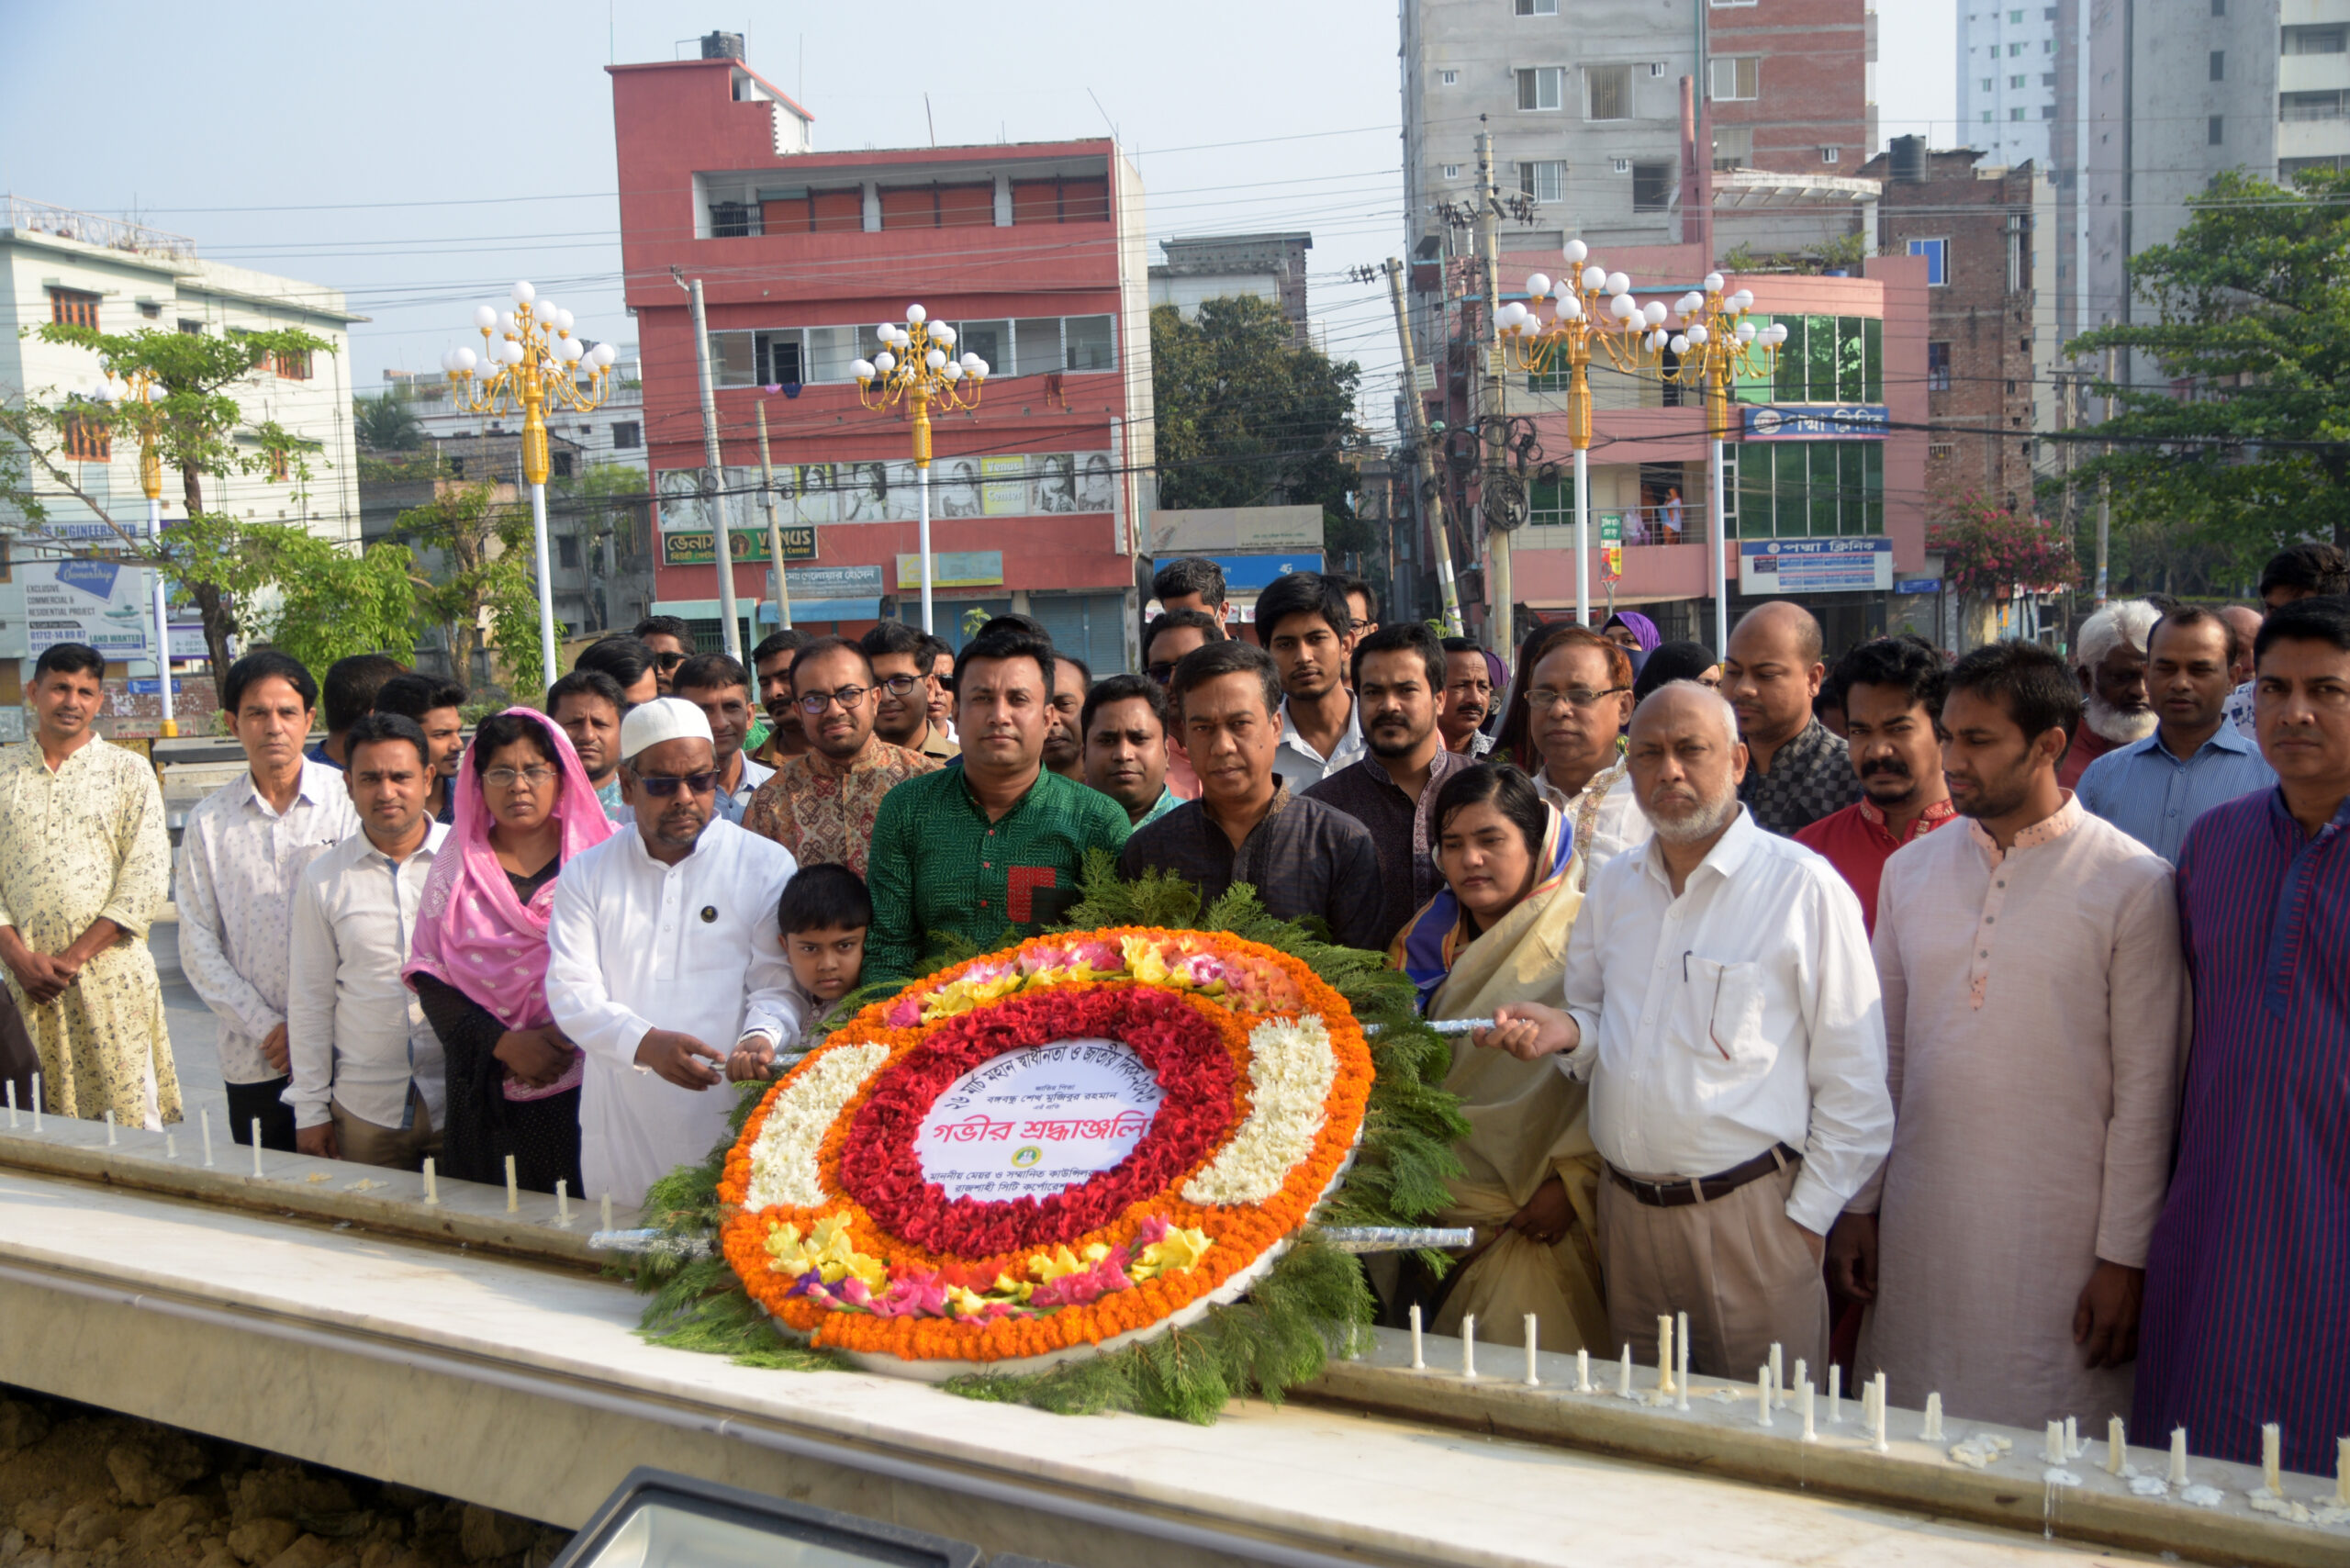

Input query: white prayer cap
[619,696,712,761]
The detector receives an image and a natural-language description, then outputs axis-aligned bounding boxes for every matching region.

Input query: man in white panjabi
[1831,641,2183,1431]
[546,698,805,1208]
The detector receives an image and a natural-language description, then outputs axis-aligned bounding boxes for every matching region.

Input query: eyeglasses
[798,684,872,715]
[1145,662,1177,685]
[483,765,558,790]
[653,651,688,671]
[1525,685,1630,711]
[877,673,923,697]
[634,769,719,798]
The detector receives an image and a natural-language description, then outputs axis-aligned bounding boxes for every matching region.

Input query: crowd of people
[0,543,2343,1476]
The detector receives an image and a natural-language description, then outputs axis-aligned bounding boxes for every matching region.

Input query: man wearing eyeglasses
[744,637,939,876]
[545,698,805,1208]
[860,621,959,762]
[1518,627,1650,879]
[632,615,695,696]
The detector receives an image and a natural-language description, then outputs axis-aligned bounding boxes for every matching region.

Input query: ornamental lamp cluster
[849,303,990,389]
[440,280,621,384]
[1496,241,1789,365]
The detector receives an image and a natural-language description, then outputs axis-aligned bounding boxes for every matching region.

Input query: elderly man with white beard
[1473,681,1893,1380]
[2059,599,2160,790]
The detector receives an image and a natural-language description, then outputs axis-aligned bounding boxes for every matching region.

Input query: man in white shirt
[546,698,804,1208]
[285,713,448,1169]
[178,652,357,1153]
[1258,572,1366,789]
[675,653,774,825]
[1518,626,1651,881]
[1478,681,1892,1379]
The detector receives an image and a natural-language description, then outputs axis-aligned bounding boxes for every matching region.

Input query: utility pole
[2096,346,2113,609]
[677,271,743,660]
[1385,257,1464,635]
[1476,124,1515,656]
[755,400,791,631]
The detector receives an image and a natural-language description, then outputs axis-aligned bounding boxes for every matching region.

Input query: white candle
[1828,1363,1841,1424]
[2336,1435,2349,1506]
[1675,1311,1690,1409]
[423,1157,439,1205]
[1791,1359,1806,1413]
[1618,1343,1633,1398]
[1460,1315,1477,1380]
[251,1120,263,1178]
[1768,1342,1783,1406]
[1522,1313,1539,1387]
[6,1078,16,1127]
[1756,1365,1773,1428]
[2044,1420,2065,1465]
[1576,1348,1591,1392]
[600,1193,613,1233]
[1409,1304,1425,1370]
[1801,1380,1817,1442]
[2168,1428,2188,1486]
[2107,1417,2126,1476]
[504,1154,519,1213]
[1658,1315,1676,1394]
[555,1179,570,1226]
[165,1133,175,1160]
[1872,1372,1889,1452]
[199,1108,212,1166]
[1922,1392,1942,1441]
[104,1110,116,1146]
[29,1073,40,1132]
[2261,1423,2281,1496]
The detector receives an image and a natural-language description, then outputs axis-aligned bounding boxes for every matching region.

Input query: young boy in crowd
[727,865,871,1081]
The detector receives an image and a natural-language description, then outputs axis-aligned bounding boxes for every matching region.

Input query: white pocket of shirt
[1675,956,1770,1072]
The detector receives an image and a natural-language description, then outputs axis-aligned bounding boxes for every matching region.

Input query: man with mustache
[1832,641,2182,1434]
[748,629,810,767]
[545,698,804,1206]
[744,637,939,876]
[2220,543,2348,739]
[1795,636,1957,934]
[2077,607,2273,864]
[1080,675,1180,828]
[1723,601,1859,836]
[1474,681,1892,1378]
[1438,636,1497,756]
[2058,599,2159,790]
[1303,623,1476,949]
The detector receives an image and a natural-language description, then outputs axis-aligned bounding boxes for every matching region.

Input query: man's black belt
[1606,1144,1802,1208]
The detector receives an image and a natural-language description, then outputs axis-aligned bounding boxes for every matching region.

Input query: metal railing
[3,196,197,263]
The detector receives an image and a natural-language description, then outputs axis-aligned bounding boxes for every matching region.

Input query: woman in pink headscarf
[406,709,612,1193]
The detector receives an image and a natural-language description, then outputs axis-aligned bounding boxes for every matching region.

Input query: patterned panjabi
[742,734,939,876]
[0,736,178,1126]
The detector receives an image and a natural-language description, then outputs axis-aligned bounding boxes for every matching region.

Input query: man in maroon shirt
[1796,636,1956,935]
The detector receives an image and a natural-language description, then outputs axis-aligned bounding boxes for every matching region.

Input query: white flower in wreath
[1181,1014,1337,1207]
[744,1043,892,1211]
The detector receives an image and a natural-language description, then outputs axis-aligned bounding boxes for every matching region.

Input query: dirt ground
[0,1391,570,1568]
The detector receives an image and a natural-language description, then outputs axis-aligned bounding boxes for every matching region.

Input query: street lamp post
[852,306,988,633]
[1498,250,1782,646]
[93,369,175,736]
[442,281,619,687]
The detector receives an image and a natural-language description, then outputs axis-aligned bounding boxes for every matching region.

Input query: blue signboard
[1208,553,1324,591]
[1739,537,1894,595]
[1894,577,1942,596]
[1741,405,1890,441]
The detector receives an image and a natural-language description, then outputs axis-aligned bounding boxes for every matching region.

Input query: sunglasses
[653,651,688,671]
[633,769,719,797]
[1145,662,1177,685]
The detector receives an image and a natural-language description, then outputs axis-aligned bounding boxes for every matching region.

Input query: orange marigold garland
[715,927,1374,1376]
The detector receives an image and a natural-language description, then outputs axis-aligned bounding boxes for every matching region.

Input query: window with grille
[1517,66,1564,110]
[1709,57,1759,101]
[2282,92,2345,121]
[2284,25,2346,52]
[558,535,579,568]
[1631,162,1674,212]
[268,448,291,482]
[49,288,99,330]
[1519,160,1566,202]
[610,421,642,450]
[1586,64,1631,119]
[62,410,110,462]
[272,349,313,380]
[1927,342,1953,391]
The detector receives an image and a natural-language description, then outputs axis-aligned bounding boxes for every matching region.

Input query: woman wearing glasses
[406,710,612,1194]
[1493,624,1652,873]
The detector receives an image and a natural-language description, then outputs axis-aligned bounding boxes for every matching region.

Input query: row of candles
[1400,1299,2350,1508]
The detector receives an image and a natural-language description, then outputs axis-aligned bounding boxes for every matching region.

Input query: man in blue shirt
[2078,605,2274,863]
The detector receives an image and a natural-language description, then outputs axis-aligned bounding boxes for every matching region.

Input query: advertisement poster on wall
[22,559,152,658]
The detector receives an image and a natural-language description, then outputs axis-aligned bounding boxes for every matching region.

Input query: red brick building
[606,43,1153,671]
[1704,0,1874,178]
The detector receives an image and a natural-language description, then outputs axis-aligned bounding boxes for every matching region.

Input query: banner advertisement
[657,453,1113,532]
[1741,405,1891,441]
[660,523,818,566]
[22,559,152,657]
[1738,536,1894,595]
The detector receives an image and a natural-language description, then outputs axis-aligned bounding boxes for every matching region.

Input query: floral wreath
[717,927,1373,1372]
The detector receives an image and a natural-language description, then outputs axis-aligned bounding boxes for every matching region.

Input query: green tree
[395,482,556,697]
[353,391,424,451]
[244,528,419,674]
[1149,298,1368,558]
[2068,167,2350,579]
[0,321,334,688]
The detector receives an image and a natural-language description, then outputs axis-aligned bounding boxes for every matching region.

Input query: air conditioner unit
[1611,158,1632,174]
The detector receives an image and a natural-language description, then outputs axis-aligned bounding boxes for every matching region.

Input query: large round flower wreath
[715,928,1373,1375]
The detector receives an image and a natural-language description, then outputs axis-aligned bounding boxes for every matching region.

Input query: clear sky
[2,0,1956,435]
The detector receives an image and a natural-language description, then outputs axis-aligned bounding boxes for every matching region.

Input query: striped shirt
[2134,787,2350,1475]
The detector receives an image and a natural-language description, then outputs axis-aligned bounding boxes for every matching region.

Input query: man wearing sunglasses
[546,698,805,1208]
[744,637,939,877]
[860,621,958,762]
[632,615,695,696]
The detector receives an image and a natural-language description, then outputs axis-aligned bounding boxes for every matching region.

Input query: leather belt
[1606,1144,1800,1208]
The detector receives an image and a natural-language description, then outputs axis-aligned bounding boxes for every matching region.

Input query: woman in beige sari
[1389,763,1609,1355]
